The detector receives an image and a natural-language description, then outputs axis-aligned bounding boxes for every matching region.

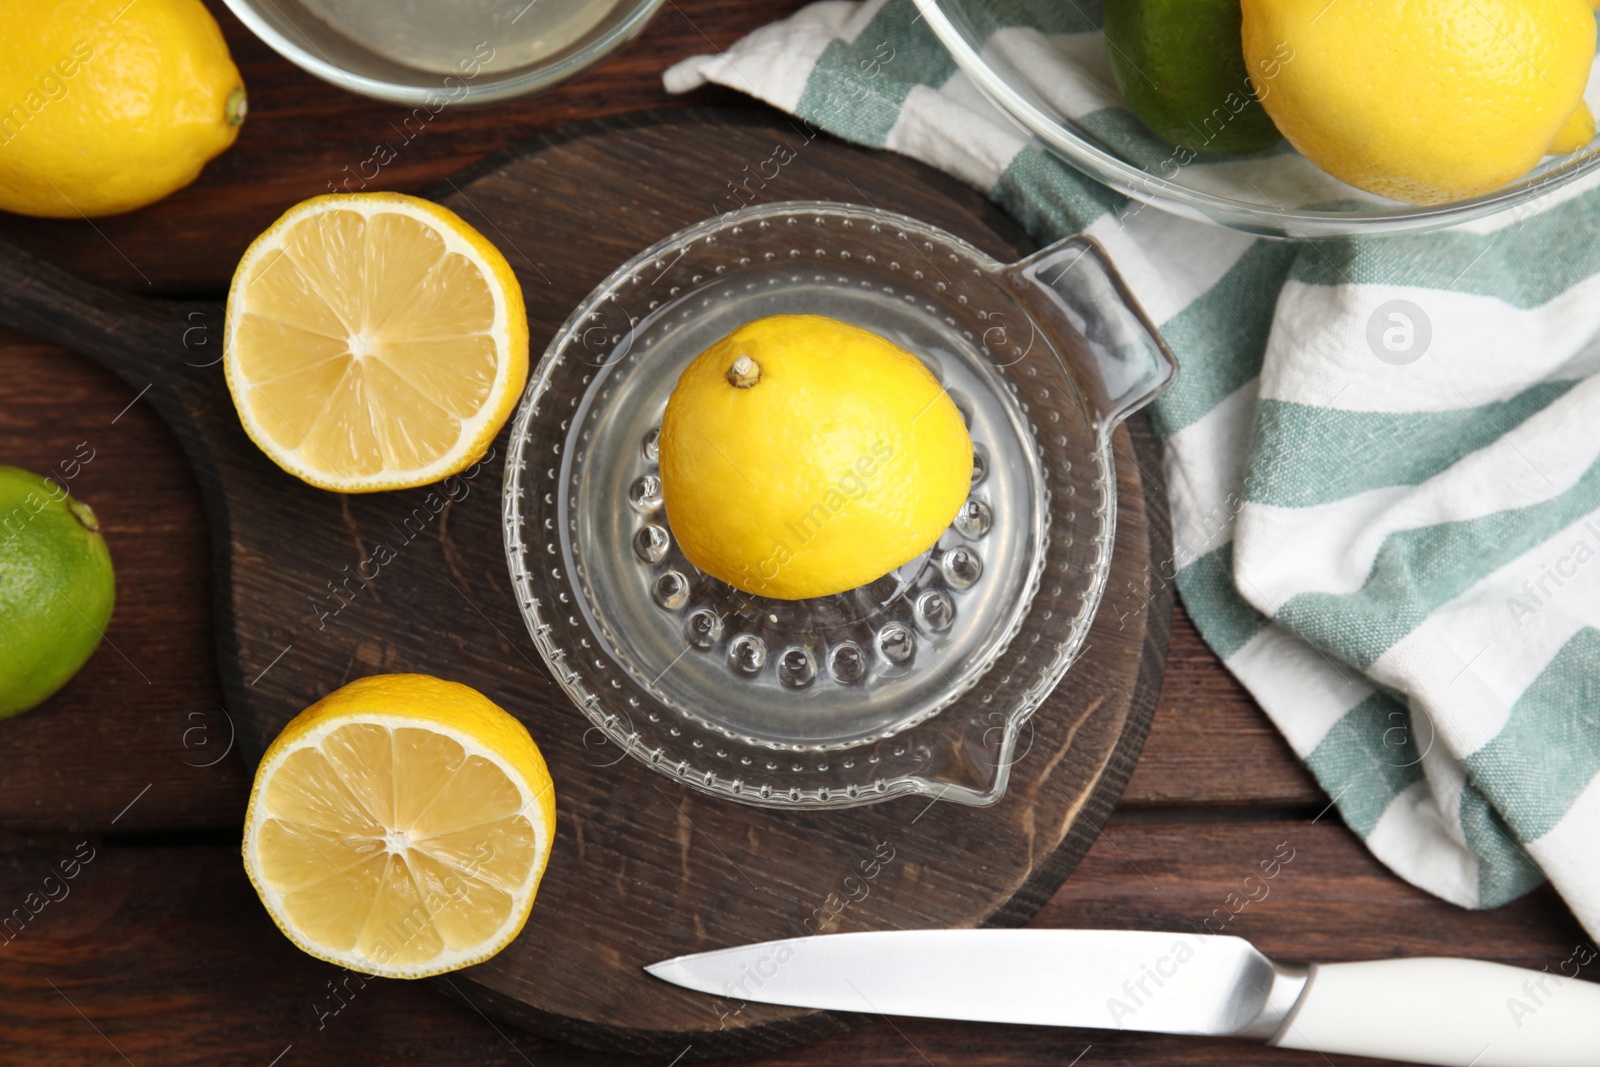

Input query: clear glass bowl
[503,202,1174,808]
[917,0,1600,237]
[220,0,665,106]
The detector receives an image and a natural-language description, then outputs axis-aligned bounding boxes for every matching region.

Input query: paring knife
[646,929,1600,1067]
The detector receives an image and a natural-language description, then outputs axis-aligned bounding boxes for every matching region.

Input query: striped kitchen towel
[666,0,1600,937]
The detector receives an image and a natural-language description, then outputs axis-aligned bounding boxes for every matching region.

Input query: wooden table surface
[0,3,1587,1064]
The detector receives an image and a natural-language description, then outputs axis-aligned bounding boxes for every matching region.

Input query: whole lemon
[0,0,245,218]
[1241,0,1597,204]
[0,466,114,718]
[659,315,973,601]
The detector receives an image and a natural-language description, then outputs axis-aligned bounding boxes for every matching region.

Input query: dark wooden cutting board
[0,108,1172,1058]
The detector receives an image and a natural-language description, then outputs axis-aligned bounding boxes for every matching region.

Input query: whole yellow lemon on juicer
[0,0,245,217]
[1242,0,1597,204]
[659,314,973,601]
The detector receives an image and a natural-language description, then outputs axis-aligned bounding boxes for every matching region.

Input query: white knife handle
[1271,958,1600,1067]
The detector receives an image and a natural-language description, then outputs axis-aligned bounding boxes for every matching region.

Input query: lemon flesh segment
[225,193,529,493]
[243,676,554,979]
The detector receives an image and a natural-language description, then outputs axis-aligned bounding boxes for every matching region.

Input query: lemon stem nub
[727,354,761,388]
[226,87,248,127]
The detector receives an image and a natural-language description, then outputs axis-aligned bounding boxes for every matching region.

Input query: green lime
[1104,0,1282,155]
[0,466,115,718]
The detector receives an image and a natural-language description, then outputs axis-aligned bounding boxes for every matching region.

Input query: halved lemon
[224,192,529,492]
[242,674,555,979]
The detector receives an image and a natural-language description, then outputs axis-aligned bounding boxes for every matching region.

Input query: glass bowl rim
[219,0,668,106]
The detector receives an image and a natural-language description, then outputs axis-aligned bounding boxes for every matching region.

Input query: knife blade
[646,929,1600,1067]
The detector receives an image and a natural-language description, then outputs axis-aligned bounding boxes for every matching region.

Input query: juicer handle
[1003,237,1177,435]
